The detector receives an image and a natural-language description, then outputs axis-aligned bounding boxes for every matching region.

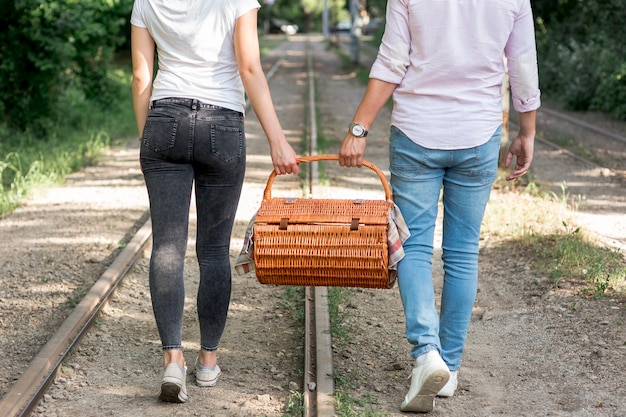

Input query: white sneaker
[194,358,221,387]
[400,351,450,413]
[437,370,458,397]
[159,363,188,403]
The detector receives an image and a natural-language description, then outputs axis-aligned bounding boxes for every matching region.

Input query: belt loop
[149,100,154,109]
[191,99,198,110]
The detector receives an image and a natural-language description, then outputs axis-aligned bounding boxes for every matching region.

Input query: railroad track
[0,220,153,417]
[539,106,626,146]
[529,107,626,181]
[512,118,626,183]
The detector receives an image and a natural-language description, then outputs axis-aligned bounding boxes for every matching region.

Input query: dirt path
[1,34,624,417]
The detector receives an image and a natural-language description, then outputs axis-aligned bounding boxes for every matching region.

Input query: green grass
[327,287,390,416]
[327,287,353,344]
[520,221,626,298]
[0,63,137,218]
[281,390,305,416]
[485,171,626,298]
[278,286,306,417]
[335,391,386,417]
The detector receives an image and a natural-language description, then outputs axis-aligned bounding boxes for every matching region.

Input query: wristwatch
[349,122,368,138]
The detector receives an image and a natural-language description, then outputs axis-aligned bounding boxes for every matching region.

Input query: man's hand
[505,133,535,181]
[338,133,367,167]
[506,110,537,181]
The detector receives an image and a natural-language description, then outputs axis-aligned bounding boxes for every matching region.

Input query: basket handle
[262,154,392,201]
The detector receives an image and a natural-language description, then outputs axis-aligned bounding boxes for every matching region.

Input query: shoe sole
[159,382,187,403]
[400,370,449,412]
[436,373,458,397]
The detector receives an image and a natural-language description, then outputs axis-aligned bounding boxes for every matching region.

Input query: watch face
[351,124,365,136]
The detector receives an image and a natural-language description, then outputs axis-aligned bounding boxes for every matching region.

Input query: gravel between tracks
[1,34,625,417]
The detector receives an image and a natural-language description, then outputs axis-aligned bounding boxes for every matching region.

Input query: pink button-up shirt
[370,0,541,150]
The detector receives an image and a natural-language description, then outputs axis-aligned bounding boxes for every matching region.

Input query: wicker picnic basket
[253,154,396,289]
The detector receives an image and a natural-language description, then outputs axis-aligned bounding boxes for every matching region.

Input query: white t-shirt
[130,0,261,113]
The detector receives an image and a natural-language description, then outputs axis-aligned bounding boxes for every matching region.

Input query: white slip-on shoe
[159,363,188,403]
[437,370,458,397]
[400,351,450,413]
[194,358,221,387]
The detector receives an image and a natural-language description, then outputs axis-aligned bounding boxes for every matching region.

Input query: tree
[270,0,349,32]
[0,0,128,132]
[532,0,626,117]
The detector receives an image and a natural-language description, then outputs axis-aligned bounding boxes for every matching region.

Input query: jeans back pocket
[142,115,178,153]
[210,124,243,162]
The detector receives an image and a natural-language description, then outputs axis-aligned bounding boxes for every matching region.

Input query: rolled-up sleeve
[369,0,411,84]
[505,1,541,113]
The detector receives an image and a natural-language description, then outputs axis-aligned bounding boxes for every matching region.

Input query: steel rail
[304,38,335,417]
[510,119,625,181]
[540,107,626,145]
[258,38,336,417]
[0,215,152,417]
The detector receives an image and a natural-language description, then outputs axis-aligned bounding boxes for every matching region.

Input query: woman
[130,0,299,403]
[339,0,540,412]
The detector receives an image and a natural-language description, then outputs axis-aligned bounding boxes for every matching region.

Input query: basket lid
[255,197,392,225]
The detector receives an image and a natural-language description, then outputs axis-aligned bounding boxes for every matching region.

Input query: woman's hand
[270,140,300,175]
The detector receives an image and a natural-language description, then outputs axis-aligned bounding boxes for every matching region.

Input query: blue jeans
[389,125,500,371]
[140,98,246,352]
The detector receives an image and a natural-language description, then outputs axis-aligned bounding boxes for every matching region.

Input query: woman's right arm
[233,9,299,175]
[130,25,155,138]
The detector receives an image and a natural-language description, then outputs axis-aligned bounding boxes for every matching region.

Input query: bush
[590,61,626,120]
[0,63,136,217]
[533,0,626,119]
[0,0,128,132]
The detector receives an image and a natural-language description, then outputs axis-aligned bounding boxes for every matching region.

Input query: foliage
[281,390,304,416]
[520,221,626,298]
[532,0,626,119]
[0,0,129,132]
[484,172,626,299]
[267,0,348,32]
[335,390,385,417]
[0,64,136,218]
[301,0,324,16]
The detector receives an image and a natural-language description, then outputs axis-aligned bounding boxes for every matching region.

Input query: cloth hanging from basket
[234,202,410,277]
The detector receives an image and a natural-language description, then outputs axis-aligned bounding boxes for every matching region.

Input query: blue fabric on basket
[234,203,410,276]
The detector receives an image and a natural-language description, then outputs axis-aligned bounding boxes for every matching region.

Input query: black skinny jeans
[140,98,245,352]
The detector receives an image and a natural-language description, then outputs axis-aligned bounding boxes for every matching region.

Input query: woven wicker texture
[255,198,391,225]
[253,154,396,289]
